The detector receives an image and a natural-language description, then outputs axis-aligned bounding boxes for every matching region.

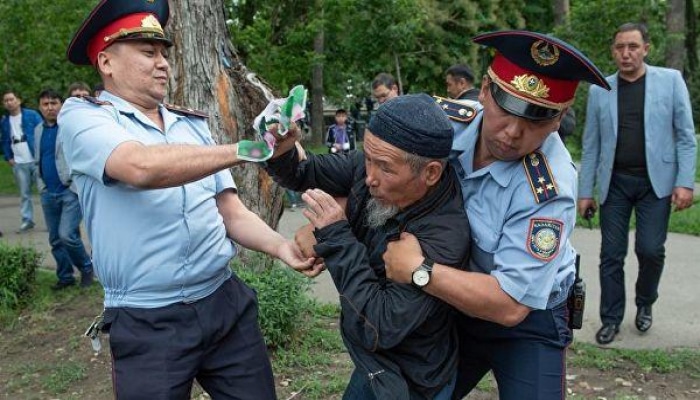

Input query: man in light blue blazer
[579,22,696,345]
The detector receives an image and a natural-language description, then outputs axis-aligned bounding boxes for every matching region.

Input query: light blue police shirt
[450,112,576,310]
[58,91,236,308]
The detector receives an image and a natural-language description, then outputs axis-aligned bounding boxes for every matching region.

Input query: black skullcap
[368,93,454,159]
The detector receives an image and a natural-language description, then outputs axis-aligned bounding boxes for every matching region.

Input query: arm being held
[216,189,319,276]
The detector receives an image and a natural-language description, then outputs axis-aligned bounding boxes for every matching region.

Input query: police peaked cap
[475,30,611,120]
[67,0,172,66]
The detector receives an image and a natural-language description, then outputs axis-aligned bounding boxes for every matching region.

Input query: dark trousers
[599,173,671,325]
[452,303,571,400]
[105,276,276,400]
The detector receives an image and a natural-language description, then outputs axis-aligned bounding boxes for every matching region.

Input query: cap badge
[530,40,560,66]
[141,15,163,30]
[511,75,550,98]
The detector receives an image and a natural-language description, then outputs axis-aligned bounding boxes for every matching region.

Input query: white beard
[365,197,400,229]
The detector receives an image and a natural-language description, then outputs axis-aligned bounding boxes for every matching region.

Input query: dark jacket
[457,88,480,102]
[265,148,470,399]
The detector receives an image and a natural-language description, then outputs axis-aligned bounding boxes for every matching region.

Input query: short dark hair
[67,81,91,96]
[446,64,475,83]
[335,108,347,115]
[38,88,63,103]
[372,72,396,90]
[614,22,649,44]
[2,89,19,99]
[93,82,104,93]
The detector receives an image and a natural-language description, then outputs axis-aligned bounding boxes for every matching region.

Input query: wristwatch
[411,257,434,289]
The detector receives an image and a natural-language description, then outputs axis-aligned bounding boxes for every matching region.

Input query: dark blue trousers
[104,276,276,400]
[599,173,671,325]
[452,303,571,400]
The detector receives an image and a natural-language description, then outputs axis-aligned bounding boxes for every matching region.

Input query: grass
[569,341,700,376]
[0,161,17,194]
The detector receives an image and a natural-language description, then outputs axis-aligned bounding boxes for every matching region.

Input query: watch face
[413,269,430,287]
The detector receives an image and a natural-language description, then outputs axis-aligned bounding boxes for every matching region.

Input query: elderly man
[267,93,470,399]
[59,0,312,398]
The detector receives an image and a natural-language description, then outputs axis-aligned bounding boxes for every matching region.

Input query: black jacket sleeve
[314,220,445,351]
[264,147,360,196]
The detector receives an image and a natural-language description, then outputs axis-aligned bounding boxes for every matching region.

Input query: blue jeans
[12,162,36,224]
[343,368,456,400]
[40,189,93,284]
[599,173,671,324]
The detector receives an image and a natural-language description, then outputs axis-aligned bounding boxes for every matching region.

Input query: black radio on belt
[567,254,586,330]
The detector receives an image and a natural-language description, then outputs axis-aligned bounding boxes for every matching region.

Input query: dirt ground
[1,289,699,400]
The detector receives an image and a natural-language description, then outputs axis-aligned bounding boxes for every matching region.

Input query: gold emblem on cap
[530,40,560,66]
[141,15,162,30]
[104,14,165,43]
[511,75,549,98]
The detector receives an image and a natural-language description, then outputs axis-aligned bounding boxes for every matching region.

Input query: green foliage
[232,256,312,349]
[0,0,98,107]
[559,0,698,148]
[0,242,41,310]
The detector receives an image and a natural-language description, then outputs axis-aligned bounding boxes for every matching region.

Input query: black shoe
[51,281,76,291]
[635,305,653,332]
[80,271,94,288]
[595,323,619,344]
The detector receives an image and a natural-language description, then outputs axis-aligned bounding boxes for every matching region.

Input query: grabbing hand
[383,232,425,284]
[277,239,323,278]
[295,223,326,275]
[268,122,302,159]
[302,189,347,229]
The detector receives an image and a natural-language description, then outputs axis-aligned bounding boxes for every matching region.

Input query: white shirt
[9,114,33,163]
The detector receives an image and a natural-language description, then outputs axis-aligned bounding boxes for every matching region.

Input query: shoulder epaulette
[82,96,112,106]
[164,103,209,118]
[433,96,478,123]
[522,151,558,204]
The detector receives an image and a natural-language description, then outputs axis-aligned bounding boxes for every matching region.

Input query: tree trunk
[553,0,570,27]
[166,0,285,231]
[311,0,325,146]
[665,0,685,72]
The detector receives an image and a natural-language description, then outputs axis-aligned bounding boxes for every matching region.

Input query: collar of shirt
[99,90,184,133]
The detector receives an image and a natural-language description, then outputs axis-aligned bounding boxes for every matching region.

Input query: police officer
[383,31,611,399]
[60,0,313,398]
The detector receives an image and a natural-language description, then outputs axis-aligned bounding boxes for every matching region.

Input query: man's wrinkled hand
[302,189,346,229]
[383,232,425,284]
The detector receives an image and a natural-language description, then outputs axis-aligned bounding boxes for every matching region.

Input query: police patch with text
[527,218,563,261]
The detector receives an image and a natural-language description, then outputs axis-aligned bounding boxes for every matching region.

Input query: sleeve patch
[523,151,558,203]
[527,218,562,261]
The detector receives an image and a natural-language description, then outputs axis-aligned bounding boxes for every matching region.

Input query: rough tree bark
[665,0,685,72]
[166,0,285,231]
[311,0,325,146]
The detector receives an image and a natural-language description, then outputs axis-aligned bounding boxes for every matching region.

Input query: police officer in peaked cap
[384,30,610,399]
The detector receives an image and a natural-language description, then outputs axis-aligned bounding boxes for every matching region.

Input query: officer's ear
[478,75,491,103]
